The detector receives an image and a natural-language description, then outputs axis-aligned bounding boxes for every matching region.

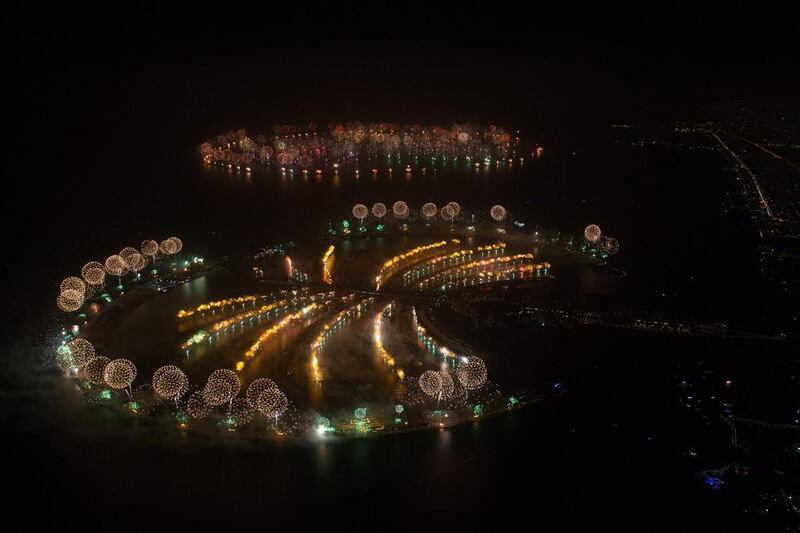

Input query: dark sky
[9,2,799,127]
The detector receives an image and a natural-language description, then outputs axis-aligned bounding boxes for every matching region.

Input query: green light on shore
[508,396,519,406]
[376,224,384,231]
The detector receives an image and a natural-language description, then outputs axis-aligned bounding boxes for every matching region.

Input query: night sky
[10,3,800,136]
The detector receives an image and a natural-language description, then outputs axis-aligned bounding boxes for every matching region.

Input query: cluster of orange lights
[427,243,505,266]
[236,303,320,372]
[402,243,506,285]
[208,299,290,333]
[285,256,293,278]
[416,255,548,290]
[423,262,550,292]
[321,245,335,284]
[177,295,260,318]
[373,303,405,381]
[375,240,456,289]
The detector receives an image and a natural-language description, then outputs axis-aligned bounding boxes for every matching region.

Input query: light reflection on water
[180,273,209,302]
